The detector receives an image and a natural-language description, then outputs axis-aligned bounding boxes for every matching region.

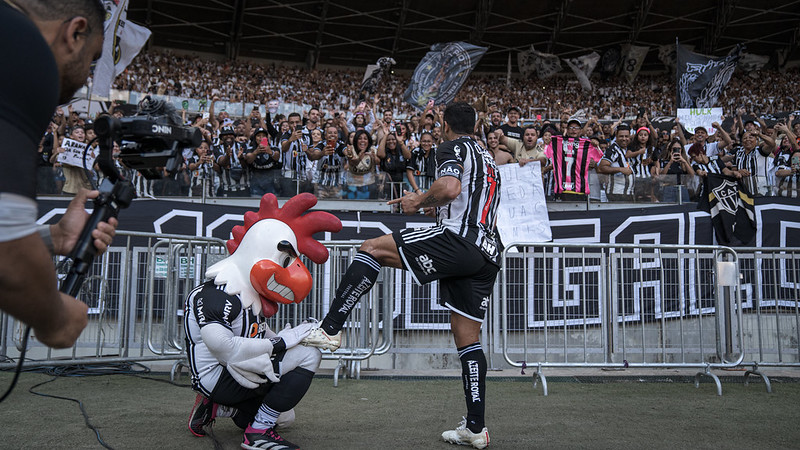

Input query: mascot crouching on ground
[184,193,342,450]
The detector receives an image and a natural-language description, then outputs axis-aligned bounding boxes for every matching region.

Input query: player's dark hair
[443,102,476,135]
[25,0,105,35]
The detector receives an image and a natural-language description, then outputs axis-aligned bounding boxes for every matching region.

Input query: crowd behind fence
[1,233,798,392]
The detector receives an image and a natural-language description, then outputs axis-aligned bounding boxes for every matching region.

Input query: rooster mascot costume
[184,193,342,450]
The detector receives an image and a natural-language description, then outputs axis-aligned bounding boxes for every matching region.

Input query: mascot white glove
[200,323,280,389]
[277,321,316,349]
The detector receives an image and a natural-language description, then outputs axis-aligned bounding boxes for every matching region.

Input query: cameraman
[0,0,117,348]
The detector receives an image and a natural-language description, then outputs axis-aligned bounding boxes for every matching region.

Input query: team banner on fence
[563,52,600,92]
[403,42,487,109]
[676,40,742,108]
[92,0,151,98]
[56,138,97,169]
[676,107,723,135]
[35,197,799,330]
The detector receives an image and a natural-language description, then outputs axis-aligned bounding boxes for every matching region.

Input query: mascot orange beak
[250,258,312,318]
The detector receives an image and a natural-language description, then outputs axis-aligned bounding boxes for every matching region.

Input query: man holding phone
[280,112,314,195]
[313,125,347,199]
[245,128,282,197]
[214,126,247,197]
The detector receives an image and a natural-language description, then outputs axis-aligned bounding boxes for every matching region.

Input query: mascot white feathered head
[205,193,342,318]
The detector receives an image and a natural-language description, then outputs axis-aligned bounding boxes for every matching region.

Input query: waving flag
[564,52,600,91]
[403,42,487,109]
[676,40,741,108]
[92,0,151,98]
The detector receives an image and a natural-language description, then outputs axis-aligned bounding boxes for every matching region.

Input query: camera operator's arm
[0,190,117,348]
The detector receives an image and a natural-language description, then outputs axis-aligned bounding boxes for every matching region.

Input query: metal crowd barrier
[734,247,800,393]
[0,234,390,385]
[4,233,799,394]
[499,242,744,395]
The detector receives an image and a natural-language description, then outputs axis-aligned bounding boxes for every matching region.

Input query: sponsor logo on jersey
[415,254,437,275]
[480,296,489,311]
[196,298,206,324]
[223,299,233,322]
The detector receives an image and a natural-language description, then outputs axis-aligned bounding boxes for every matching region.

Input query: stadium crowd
[34,49,800,202]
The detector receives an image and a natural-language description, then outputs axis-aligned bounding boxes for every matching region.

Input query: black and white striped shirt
[775,153,800,198]
[436,136,502,263]
[214,142,249,194]
[315,141,347,187]
[601,143,634,196]
[280,128,312,180]
[733,145,773,196]
[628,145,657,178]
[184,281,267,396]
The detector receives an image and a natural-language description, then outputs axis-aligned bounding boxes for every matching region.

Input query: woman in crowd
[377,123,411,201]
[406,131,437,193]
[654,138,695,202]
[187,141,218,198]
[343,129,378,199]
[51,126,93,196]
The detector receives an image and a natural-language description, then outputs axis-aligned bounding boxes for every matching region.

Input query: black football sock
[458,342,487,433]
[261,367,315,412]
[320,251,381,335]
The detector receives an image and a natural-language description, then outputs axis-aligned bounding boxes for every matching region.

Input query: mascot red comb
[184,194,342,450]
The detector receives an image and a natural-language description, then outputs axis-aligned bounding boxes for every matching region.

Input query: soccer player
[303,102,500,449]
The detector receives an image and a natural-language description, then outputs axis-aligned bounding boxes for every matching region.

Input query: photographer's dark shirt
[0,2,59,199]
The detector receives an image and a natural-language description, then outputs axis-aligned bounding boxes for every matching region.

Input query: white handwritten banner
[57,138,97,169]
[676,107,723,135]
[496,162,552,244]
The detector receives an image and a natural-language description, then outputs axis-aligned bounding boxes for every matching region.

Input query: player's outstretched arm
[387,176,461,215]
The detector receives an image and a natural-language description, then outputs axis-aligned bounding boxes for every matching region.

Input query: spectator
[597,124,635,202]
[484,130,514,166]
[54,126,93,195]
[377,122,411,200]
[545,119,603,201]
[774,148,800,198]
[500,106,523,141]
[215,125,249,197]
[654,138,695,202]
[406,131,437,193]
[731,129,776,196]
[280,112,314,195]
[314,124,347,199]
[245,128,282,197]
[187,141,217,198]
[343,129,377,199]
[627,126,659,202]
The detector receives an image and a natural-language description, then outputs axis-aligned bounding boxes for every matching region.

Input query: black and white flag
[676,40,742,108]
[403,42,487,109]
[621,45,649,84]
[697,174,756,246]
[518,46,561,79]
[563,52,600,92]
[738,52,769,74]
